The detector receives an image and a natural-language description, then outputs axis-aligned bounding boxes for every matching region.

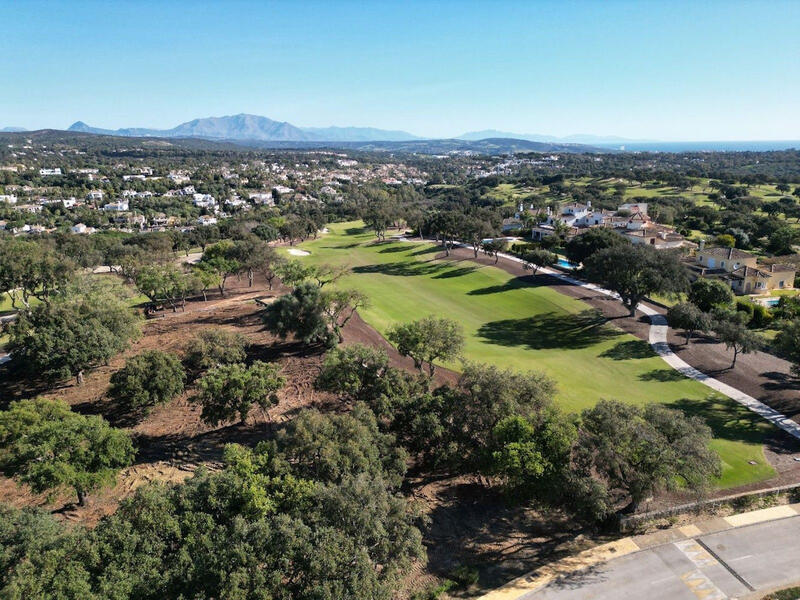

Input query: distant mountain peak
[62,114,419,142]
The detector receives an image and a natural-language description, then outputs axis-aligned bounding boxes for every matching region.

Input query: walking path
[436,239,800,441]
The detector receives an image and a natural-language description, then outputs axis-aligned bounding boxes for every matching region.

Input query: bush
[750,302,773,329]
[184,329,248,373]
[735,298,755,322]
[109,350,185,413]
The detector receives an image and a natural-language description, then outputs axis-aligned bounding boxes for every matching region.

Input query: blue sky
[1,0,798,140]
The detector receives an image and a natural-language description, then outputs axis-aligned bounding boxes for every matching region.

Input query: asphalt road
[522,515,800,600]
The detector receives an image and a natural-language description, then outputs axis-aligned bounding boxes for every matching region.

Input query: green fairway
[292,222,777,488]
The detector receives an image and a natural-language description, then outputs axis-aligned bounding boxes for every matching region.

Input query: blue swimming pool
[557,258,578,270]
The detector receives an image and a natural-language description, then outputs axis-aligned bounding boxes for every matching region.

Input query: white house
[61,197,77,208]
[71,223,95,234]
[0,194,17,204]
[103,200,129,212]
[39,168,62,176]
[86,190,103,202]
[197,215,218,226]
[193,193,216,208]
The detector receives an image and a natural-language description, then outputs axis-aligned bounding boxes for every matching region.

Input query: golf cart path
[398,236,800,440]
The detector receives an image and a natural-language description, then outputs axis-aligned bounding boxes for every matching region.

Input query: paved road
[522,515,800,600]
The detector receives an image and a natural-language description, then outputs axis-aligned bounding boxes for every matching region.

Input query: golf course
[292,222,778,488]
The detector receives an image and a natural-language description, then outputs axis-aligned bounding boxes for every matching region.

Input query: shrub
[109,350,185,413]
[184,329,248,373]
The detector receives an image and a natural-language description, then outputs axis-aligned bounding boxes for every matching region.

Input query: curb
[477,503,800,599]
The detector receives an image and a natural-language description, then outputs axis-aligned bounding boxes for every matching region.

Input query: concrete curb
[477,503,800,600]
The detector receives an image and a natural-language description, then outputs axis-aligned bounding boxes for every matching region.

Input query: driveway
[522,515,800,600]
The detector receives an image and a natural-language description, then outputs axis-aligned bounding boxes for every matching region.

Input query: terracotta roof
[767,264,796,273]
[700,247,754,260]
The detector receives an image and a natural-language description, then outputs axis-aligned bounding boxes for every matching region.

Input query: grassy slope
[293,222,776,488]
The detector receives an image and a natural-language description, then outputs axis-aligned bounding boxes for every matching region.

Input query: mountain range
[67,114,421,143]
[64,114,636,145]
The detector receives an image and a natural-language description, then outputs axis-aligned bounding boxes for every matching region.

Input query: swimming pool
[557,258,578,270]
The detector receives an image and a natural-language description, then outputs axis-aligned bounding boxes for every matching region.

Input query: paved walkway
[480,504,800,600]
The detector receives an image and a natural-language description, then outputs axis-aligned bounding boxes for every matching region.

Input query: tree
[277,405,407,489]
[522,248,557,275]
[316,344,390,404]
[481,239,507,264]
[199,240,242,296]
[767,227,798,255]
[274,259,317,287]
[564,227,629,265]
[191,261,222,301]
[262,282,366,348]
[108,350,185,414]
[0,398,135,506]
[6,279,142,383]
[0,239,75,309]
[583,245,689,315]
[667,302,712,345]
[320,288,368,343]
[464,218,494,258]
[184,328,249,373]
[775,318,800,376]
[134,263,197,312]
[363,205,392,241]
[576,400,720,513]
[714,233,736,248]
[192,361,285,426]
[714,317,763,368]
[688,278,735,312]
[387,316,464,377]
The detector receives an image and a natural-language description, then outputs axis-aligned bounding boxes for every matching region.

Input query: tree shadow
[639,368,687,382]
[477,309,621,351]
[761,370,800,392]
[468,275,546,296]
[600,340,653,360]
[378,245,412,254]
[420,479,583,591]
[344,226,368,235]
[669,397,774,445]
[432,266,478,279]
[410,245,441,256]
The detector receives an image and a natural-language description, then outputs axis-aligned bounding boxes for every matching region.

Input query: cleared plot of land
[295,222,776,487]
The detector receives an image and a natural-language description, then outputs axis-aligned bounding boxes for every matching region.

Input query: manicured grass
[292,222,777,488]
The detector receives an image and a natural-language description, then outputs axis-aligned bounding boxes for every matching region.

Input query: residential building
[103,200,129,211]
[690,247,796,294]
[0,194,17,204]
[39,168,62,176]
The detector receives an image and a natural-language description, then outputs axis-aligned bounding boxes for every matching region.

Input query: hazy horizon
[2,0,798,141]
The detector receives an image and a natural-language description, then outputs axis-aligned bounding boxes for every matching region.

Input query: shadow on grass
[410,246,441,256]
[345,226,369,235]
[468,275,546,296]
[477,309,621,351]
[670,397,770,445]
[378,245,412,254]
[639,368,687,382]
[353,260,476,279]
[320,242,361,250]
[600,340,653,360]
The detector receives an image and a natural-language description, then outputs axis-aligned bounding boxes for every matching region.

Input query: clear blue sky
[1,0,798,140]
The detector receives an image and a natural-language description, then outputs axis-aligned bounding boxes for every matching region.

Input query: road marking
[695,538,755,593]
[675,540,719,569]
[680,570,728,600]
